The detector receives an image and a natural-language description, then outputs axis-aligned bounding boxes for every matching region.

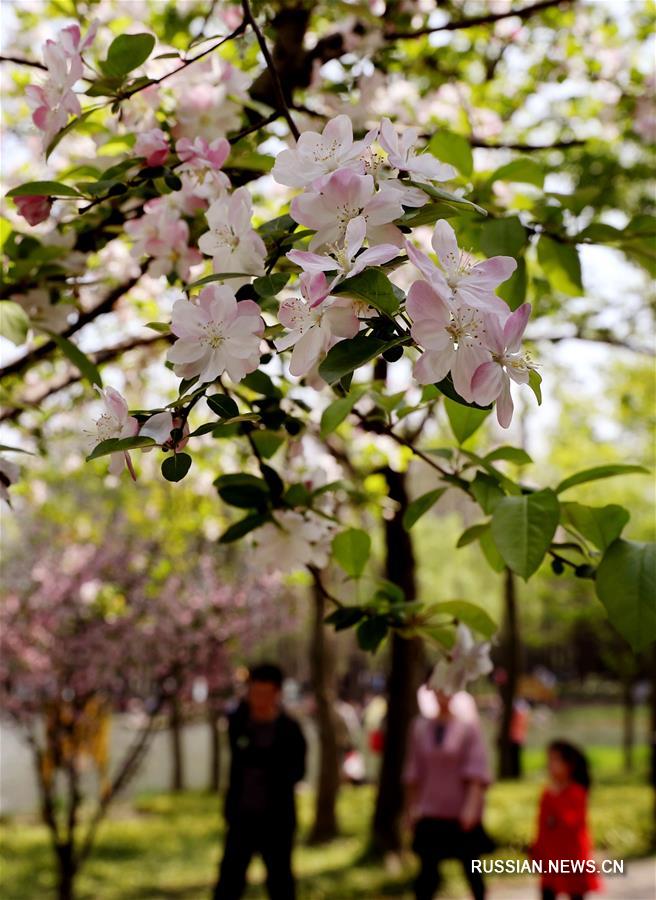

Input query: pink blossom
[251,510,337,572]
[379,118,456,183]
[139,412,189,451]
[406,220,516,313]
[14,195,52,226]
[290,169,404,251]
[198,188,266,285]
[124,199,202,279]
[287,215,399,301]
[272,115,377,188]
[470,303,533,428]
[92,387,139,479]
[275,274,360,377]
[167,284,264,384]
[26,21,96,147]
[407,280,491,401]
[134,128,170,167]
[176,136,230,170]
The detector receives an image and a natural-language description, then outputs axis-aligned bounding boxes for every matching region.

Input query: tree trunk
[55,844,76,900]
[371,468,423,855]
[650,643,656,846]
[208,709,221,793]
[169,699,185,792]
[622,677,635,773]
[308,579,341,843]
[497,568,521,780]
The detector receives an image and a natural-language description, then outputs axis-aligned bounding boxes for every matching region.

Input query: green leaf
[356,616,388,652]
[456,522,489,548]
[86,435,155,460]
[537,236,582,295]
[561,502,630,552]
[480,217,528,258]
[318,334,405,385]
[479,525,506,572]
[411,182,487,216]
[325,606,365,630]
[469,473,505,514]
[596,540,656,651]
[332,528,371,579]
[491,489,560,579]
[444,396,491,443]
[49,333,102,387]
[428,129,473,177]
[253,273,290,297]
[207,394,239,419]
[161,452,192,482]
[241,370,281,398]
[431,600,497,639]
[46,108,100,160]
[320,387,366,438]
[145,321,170,333]
[403,488,447,530]
[490,157,544,188]
[497,257,527,311]
[187,272,251,289]
[485,447,532,465]
[435,375,491,410]
[7,181,81,198]
[251,430,285,459]
[214,473,270,508]
[556,464,649,494]
[219,512,269,543]
[333,269,401,316]
[101,33,156,77]
[528,370,542,405]
[0,301,30,345]
[0,443,33,454]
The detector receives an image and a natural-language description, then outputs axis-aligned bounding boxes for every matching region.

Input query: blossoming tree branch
[2,2,654,657]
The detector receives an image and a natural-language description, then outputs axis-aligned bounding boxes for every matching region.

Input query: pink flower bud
[14,195,52,226]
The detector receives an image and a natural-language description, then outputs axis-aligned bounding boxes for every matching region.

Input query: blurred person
[509,697,531,778]
[532,740,601,900]
[212,663,306,900]
[404,685,493,900]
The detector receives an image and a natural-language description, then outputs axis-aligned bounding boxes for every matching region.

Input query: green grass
[1,772,653,900]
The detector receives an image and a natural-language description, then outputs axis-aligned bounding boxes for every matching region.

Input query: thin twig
[0,54,47,70]
[241,0,300,140]
[120,21,247,100]
[385,0,573,40]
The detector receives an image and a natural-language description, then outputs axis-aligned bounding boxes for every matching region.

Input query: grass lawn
[1,747,653,900]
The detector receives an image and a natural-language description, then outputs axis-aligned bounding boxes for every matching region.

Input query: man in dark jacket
[213,663,306,900]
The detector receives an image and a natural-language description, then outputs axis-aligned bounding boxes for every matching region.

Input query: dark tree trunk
[169,699,185,792]
[650,644,656,845]
[208,709,221,793]
[497,568,521,780]
[622,677,635,773]
[55,844,76,900]
[308,579,341,844]
[371,468,424,855]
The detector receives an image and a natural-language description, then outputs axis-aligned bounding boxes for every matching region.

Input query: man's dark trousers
[213,815,295,900]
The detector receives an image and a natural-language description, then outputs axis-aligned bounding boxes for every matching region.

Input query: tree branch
[241,0,300,140]
[0,54,47,70]
[0,271,145,382]
[385,0,574,40]
[0,334,167,424]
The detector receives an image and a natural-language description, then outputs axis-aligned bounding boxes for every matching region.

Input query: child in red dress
[532,741,601,900]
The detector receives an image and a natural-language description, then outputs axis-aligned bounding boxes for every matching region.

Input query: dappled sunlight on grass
[1,766,652,900]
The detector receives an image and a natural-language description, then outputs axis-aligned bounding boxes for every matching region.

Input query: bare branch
[0,270,146,382]
[241,0,300,140]
[385,0,573,40]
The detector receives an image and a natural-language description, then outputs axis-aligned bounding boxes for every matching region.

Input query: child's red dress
[533,783,601,895]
